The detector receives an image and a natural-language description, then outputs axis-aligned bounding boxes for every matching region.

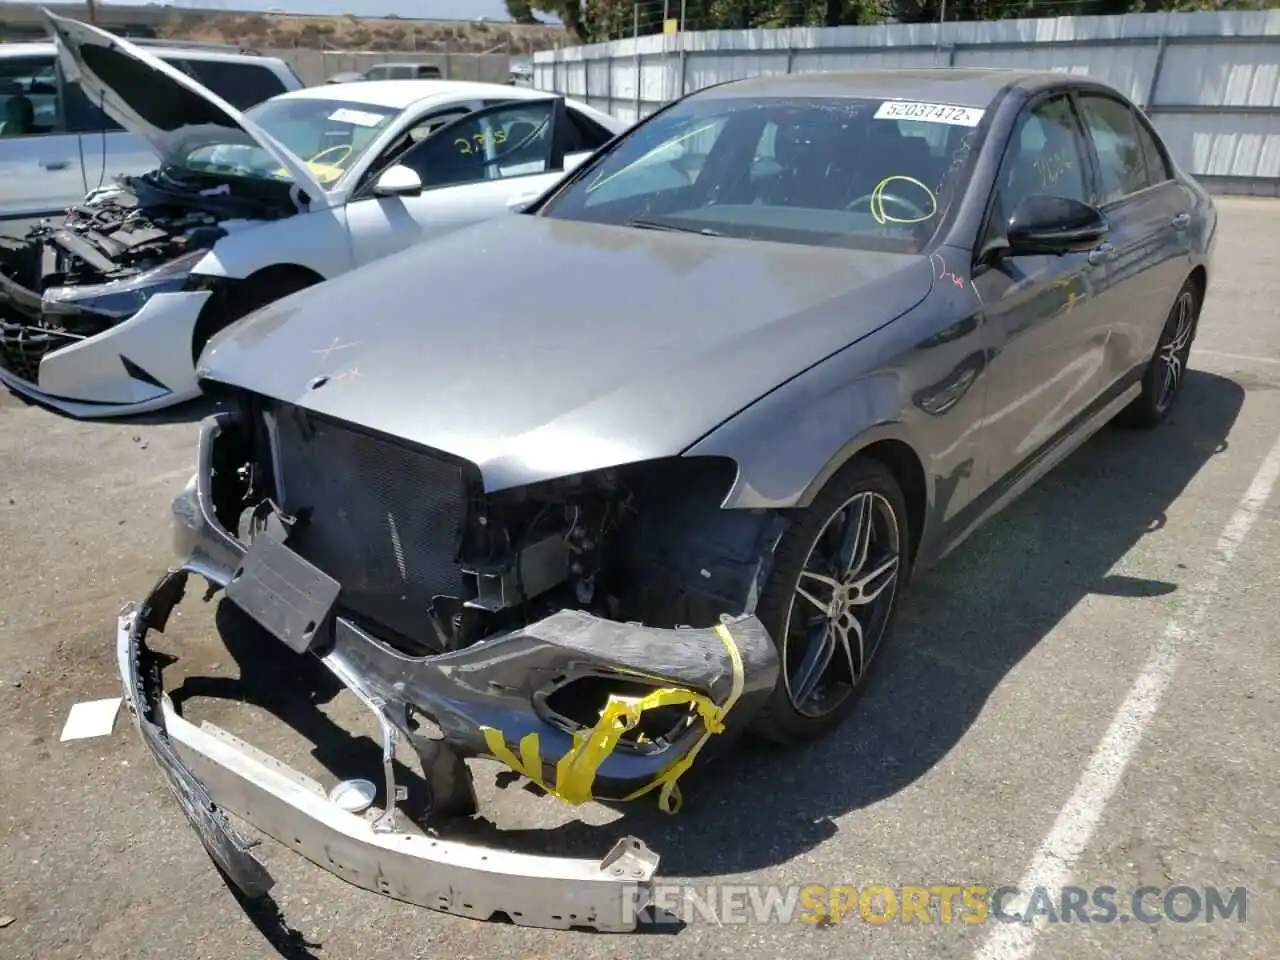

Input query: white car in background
[0,12,624,418]
[0,37,302,221]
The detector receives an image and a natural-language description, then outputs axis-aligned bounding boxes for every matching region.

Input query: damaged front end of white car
[0,11,325,415]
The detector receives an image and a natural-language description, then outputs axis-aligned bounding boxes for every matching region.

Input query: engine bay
[206,395,782,668]
[0,169,295,330]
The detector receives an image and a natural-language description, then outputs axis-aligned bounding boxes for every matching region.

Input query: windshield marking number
[874,101,984,127]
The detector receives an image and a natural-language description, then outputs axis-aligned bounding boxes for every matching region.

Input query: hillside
[0,3,570,54]
[161,11,569,54]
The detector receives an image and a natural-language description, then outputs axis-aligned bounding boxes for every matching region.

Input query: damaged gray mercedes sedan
[118,68,1215,928]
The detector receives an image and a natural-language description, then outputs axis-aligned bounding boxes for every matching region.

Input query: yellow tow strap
[480,622,745,814]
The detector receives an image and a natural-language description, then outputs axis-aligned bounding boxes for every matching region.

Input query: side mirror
[1005,194,1108,256]
[373,164,423,198]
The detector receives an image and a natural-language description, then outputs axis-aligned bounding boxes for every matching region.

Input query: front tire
[749,457,911,744]
[1115,278,1200,429]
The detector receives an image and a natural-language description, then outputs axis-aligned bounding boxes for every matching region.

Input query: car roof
[278,79,565,110]
[697,68,1096,108]
[0,42,58,59]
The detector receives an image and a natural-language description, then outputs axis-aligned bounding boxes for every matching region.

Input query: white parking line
[972,426,1280,960]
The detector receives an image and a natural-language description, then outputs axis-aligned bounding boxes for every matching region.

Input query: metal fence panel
[532,10,1280,192]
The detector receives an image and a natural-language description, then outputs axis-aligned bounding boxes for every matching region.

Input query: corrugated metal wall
[532,11,1280,193]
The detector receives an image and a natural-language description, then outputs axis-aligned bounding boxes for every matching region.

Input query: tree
[506,0,594,41]
[505,0,540,23]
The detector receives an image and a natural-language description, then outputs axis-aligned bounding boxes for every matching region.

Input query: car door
[1073,91,1195,384]
[0,53,85,220]
[970,91,1115,495]
[344,97,569,268]
[59,75,152,198]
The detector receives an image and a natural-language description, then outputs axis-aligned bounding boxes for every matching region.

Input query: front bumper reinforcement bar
[117,573,660,932]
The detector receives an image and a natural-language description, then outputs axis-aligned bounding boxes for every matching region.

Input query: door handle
[1171,212,1191,230]
[1087,242,1116,266]
[39,159,71,171]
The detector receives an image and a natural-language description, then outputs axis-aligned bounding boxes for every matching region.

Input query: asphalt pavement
[0,197,1277,960]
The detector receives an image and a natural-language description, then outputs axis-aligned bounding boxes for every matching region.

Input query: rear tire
[191,270,318,365]
[1114,277,1200,429]
[749,457,911,744]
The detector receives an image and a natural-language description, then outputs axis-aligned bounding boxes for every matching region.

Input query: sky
[40,0,561,24]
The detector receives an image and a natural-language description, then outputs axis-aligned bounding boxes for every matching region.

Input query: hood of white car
[43,10,332,209]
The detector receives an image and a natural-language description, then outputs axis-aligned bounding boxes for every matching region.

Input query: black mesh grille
[269,403,472,648]
[0,321,75,383]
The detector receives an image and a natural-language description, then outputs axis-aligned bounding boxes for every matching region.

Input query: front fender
[689,360,923,511]
[685,282,992,561]
[193,208,352,281]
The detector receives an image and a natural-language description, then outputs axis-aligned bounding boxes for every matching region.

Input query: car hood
[43,10,331,208]
[200,216,934,492]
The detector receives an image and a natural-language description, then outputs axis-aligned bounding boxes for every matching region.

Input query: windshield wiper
[626,218,724,237]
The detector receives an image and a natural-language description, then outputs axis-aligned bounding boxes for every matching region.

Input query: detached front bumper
[0,284,209,418]
[116,413,779,928]
[118,579,661,930]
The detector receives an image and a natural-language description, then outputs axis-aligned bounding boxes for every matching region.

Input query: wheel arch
[241,261,327,290]
[794,429,930,564]
[1188,264,1208,309]
[190,262,327,363]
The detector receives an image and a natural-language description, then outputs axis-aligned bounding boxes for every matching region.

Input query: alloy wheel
[781,490,902,718]
[1155,290,1196,413]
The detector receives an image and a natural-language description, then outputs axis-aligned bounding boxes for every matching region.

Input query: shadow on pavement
[164,370,1244,932]
[1,388,222,426]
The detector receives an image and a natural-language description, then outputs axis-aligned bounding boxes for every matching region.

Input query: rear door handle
[39,159,71,171]
[1171,212,1191,230]
[1087,242,1116,266]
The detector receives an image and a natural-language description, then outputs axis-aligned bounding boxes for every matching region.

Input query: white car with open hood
[0,12,625,418]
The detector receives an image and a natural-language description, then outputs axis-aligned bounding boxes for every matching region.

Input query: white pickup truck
[0,38,302,222]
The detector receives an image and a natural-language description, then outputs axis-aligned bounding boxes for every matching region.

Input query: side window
[184,60,288,111]
[407,107,470,144]
[62,79,123,133]
[397,100,557,189]
[1076,94,1151,204]
[0,56,62,137]
[416,65,441,79]
[985,94,1088,246]
[1134,113,1172,185]
[562,107,613,154]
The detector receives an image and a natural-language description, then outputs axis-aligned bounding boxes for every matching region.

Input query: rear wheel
[749,457,911,744]
[1115,277,1200,429]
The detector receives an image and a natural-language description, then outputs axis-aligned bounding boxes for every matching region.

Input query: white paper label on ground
[874,100,985,127]
[328,107,385,127]
[60,697,122,742]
